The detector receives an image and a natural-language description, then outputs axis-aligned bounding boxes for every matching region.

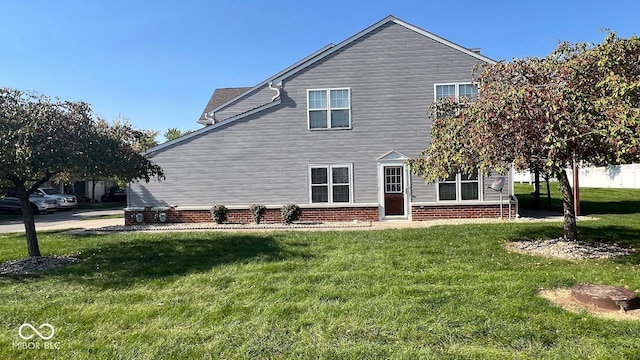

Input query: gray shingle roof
[198,87,251,122]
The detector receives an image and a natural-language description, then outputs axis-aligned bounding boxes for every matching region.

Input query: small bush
[210,204,228,224]
[281,203,301,224]
[249,204,267,224]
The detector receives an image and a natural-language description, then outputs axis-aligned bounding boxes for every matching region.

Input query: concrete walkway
[1,209,583,234]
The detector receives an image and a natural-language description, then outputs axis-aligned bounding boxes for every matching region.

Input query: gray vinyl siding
[130,22,505,207]
[411,175,436,203]
[483,173,511,201]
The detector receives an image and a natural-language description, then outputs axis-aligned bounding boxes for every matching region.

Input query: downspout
[203,111,215,124]
[510,165,519,218]
[269,81,282,101]
[127,181,131,209]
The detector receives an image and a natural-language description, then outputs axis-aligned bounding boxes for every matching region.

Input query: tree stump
[571,284,639,312]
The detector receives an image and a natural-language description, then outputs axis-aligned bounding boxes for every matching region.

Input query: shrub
[249,204,267,224]
[281,203,301,224]
[210,204,228,224]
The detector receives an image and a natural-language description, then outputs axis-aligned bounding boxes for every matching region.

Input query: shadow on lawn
[56,233,310,288]
[579,200,640,215]
[516,200,640,216]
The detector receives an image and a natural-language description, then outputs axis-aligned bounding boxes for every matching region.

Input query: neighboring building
[127,15,515,224]
[42,180,118,203]
[514,164,640,189]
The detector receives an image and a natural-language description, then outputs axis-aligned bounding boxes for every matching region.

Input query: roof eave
[204,44,335,117]
[201,15,496,124]
[272,15,496,83]
[393,18,497,64]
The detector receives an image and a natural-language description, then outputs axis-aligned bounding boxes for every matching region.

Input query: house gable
[377,150,409,162]
[271,15,495,85]
[150,15,495,153]
[189,15,495,128]
[131,15,512,221]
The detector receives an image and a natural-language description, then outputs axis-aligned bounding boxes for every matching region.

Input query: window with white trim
[309,165,352,203]
[435,83,478,101]
[308,88,351,129]
[437,170,480,201]
[438,174,457,201]
[460,171,480,200]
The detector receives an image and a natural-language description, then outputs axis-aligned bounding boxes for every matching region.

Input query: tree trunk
[545,176,552,206]
[534,167,541,210]
[15,184,42,257]
[91,178,97,204]
[555,169,578,241]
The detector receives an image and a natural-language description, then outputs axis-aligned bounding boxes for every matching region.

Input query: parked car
[36,187,78,209]
[101,189,127,202]
[0,193,58,214]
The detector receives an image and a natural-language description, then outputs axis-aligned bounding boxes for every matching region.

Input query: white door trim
[377,150,411,221]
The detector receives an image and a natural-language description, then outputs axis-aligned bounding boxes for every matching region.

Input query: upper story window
[308,88,351,129]
[437,170,481,201]
[309,164,353,203]
[458,84,478,100]
[435,83,478,102]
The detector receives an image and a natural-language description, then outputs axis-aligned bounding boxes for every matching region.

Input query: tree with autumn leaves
[76,116,160,204]
[0,88,164,257]
[410,33,640,240]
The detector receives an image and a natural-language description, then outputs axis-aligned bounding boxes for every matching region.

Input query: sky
[1,1,638,137]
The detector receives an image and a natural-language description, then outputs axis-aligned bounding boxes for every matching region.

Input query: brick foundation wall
[411,204,516,220]
[124,206,379,225]
[124,204,514,225]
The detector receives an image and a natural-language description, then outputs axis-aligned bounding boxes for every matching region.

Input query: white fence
[514,163,640,189]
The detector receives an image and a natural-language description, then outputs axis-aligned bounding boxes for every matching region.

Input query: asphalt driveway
[0,209,124,233]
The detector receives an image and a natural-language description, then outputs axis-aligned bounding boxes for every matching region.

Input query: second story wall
[274,21,489,202]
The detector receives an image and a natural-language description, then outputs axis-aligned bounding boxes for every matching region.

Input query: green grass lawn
[515,182,640,216]
[0,187,639,359]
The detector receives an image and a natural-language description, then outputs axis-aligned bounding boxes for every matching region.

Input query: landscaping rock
[0,255,81,276]
[506,237,634,260]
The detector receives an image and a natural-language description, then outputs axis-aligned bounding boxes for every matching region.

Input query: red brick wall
[299,207,379,222]
[124,206,379,225]
[411,204,515,220]
[124,204,513,225]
